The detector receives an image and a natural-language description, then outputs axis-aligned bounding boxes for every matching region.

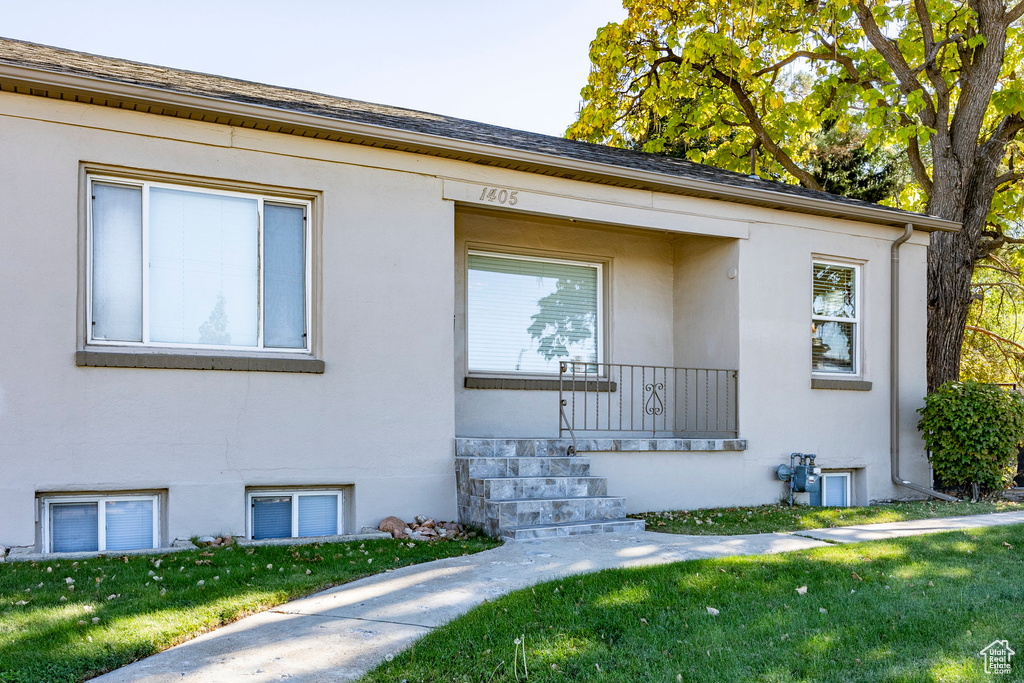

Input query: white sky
[0,0,627,136]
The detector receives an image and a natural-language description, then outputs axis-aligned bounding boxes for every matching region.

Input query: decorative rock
[196,536,216,547]
[415,515,427,524]
[403,527,413,535]
[442,522,461,532]
[171,539,198,549]
[378,516,410,539]
[214,537,224,545]
[420,519,436,529]
[418,528,437,537]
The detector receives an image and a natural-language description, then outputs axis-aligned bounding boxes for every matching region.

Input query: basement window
[247,490,344,540]
[812,472,852,508]
[43,494,160,553]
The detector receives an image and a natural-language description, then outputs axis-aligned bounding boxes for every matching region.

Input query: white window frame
[811,258,862,376]
[466,249,605,376]
[820,472,852,507]
[41,494,161,554]
[246,489,345,540]
[86,175,313,354]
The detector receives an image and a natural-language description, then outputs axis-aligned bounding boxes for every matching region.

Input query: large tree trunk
[926,230,973,390]
[925,151,1003,390]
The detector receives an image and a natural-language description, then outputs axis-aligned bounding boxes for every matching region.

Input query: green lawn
[635,499,1023,535]
[0,537,499,683]
[363,525,1024,682]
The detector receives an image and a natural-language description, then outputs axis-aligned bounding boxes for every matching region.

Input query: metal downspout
[891,223,959,502]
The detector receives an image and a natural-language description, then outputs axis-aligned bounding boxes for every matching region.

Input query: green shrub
[917,381,1024,492]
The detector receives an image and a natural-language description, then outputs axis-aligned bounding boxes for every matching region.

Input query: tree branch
[751,50,860,79]
[1006,0,1024,25]
[904,113,934,194]
[996,170,1024,187]
[854,1,938,128]
[705,66,822,190]
[965,325,1024,353]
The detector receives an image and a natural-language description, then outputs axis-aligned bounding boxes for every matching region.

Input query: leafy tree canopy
[570,0,1024,388]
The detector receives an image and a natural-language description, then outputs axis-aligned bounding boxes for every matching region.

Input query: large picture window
[88,177,310,352]
[467,251,602,374]
[43,494,160,554]
[812,260,860,374]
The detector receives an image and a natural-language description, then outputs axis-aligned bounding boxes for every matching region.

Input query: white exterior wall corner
[735,220,931,507]
[0,95,457,548]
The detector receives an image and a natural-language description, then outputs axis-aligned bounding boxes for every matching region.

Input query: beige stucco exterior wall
[589,221,930,511]
[0,95,458,548]
[0,89,935,548]
[673,235,740,370]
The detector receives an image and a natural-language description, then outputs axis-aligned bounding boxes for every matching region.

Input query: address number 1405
[478,186,519,206]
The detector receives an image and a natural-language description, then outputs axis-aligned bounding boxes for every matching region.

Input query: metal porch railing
[558,361,738,442]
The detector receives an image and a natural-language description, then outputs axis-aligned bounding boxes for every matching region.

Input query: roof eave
[0,61,960,233]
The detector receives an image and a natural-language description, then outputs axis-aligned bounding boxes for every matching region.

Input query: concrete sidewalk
[95,510,1024,683]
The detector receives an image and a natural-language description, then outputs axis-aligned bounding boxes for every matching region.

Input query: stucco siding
[0,89,937,548]
[0,105,457,547]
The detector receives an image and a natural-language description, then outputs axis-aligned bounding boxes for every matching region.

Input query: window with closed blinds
[51,503,99,553]
[467,252,601,374]
[297,495,338,537]
[812,261,860,374]
[821,473,851,507]
[88,176,310,352]
[252,497,292,540]
[104,499,155,551]
[45,495,159,553]
[248,491,344,539]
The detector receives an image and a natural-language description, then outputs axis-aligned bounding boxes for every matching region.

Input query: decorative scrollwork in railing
[643,382,665,416]
[557,361,737,438]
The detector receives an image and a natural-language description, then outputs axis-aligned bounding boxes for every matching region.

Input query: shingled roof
[0,37,958,232]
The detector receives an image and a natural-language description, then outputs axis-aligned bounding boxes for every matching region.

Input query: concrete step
[456,456,590,479]
[500,518,646,540]
[469,476,607,500]
[479,496,626,535]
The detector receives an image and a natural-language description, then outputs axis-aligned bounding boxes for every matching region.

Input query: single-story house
[0,38,960,553]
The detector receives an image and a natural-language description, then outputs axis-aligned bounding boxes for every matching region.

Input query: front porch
[453,207,746,537]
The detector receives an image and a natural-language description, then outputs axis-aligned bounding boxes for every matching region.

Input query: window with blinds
[249,490,343,540]
[812,260,860,374]
[467,252,601,374]
[45,495,158,553]
[89,176,310,352]
[821,473,851,507]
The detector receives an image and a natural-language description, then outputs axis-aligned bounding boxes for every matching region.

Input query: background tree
[570,0,1024,389]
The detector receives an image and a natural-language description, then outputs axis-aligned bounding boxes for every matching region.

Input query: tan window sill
[75,350,324,374]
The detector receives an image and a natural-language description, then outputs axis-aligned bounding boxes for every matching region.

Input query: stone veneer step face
[470,476,608,500]
[500,519,646,540]
[456,438,685,538]
[478,496,627,535]
[455,437,748,457]
[456,456,591,479]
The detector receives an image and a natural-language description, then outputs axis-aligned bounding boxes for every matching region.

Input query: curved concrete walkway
[96,510,1024,683]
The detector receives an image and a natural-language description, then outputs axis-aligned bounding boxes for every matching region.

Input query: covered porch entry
[451,196,747,538]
